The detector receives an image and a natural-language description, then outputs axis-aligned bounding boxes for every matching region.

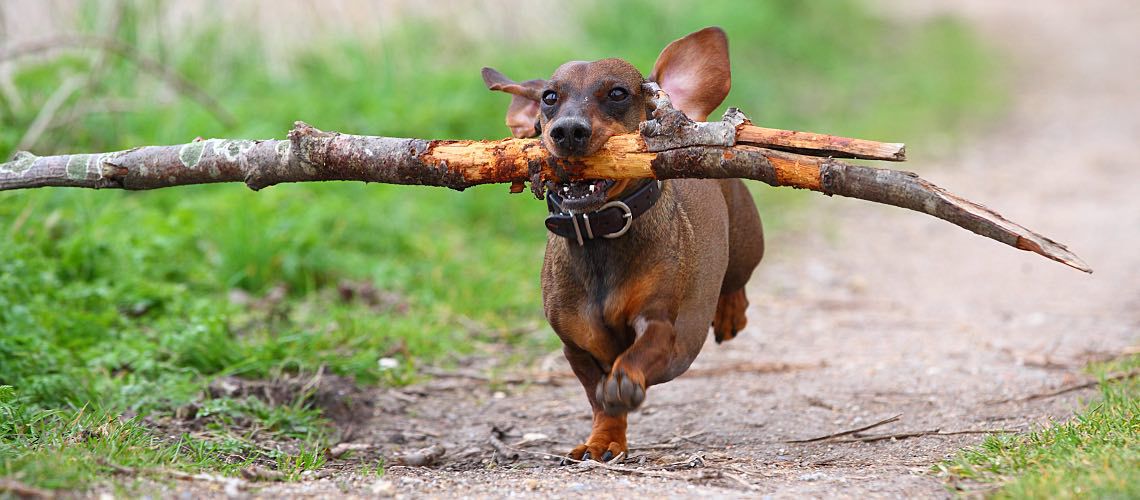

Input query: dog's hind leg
[712,179,764,343]
[713,288,749,343]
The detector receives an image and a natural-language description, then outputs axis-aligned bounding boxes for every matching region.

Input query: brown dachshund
[483,27,763,462]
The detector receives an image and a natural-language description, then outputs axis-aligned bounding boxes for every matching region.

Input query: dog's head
[484,27,731,211]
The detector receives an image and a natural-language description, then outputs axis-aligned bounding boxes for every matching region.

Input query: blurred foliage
[0,0,1003,489]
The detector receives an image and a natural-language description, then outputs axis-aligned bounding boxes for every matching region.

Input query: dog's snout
[548,118,592,155]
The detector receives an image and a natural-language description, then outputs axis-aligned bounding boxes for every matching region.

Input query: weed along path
[169,2,1135,497]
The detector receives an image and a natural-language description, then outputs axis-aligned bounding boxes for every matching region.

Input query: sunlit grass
[937,356,1140,498]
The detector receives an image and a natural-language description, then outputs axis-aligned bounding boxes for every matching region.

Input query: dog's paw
[564,441,627,464]
[713,288,749,343]
[595,365,646,416]
[561,412,628,465]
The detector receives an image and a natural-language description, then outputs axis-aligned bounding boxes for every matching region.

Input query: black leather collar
[545,180,663,245]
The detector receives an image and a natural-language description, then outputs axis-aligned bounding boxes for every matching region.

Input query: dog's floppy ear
[649,27,731,121]
[482,67,546,139]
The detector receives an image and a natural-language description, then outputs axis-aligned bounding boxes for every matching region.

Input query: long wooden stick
[0,120,904,192]
[0,110,1090,273]
[737,125,905,161]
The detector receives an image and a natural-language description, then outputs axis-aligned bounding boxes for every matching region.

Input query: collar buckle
[599,200,633,239]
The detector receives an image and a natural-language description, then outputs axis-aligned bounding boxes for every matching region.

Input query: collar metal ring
[600,200,633,239]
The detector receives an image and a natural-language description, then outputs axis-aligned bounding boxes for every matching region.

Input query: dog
[483,27,763,462]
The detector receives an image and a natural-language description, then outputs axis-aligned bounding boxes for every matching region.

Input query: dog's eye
[608,87,629,102]
[542,91,558,106]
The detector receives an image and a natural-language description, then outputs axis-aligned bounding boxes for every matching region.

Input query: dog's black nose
[548,118,591,155]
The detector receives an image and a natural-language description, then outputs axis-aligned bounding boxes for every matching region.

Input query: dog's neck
[544,179,662,245]
[549,180,682,309]
[551,180,679,254]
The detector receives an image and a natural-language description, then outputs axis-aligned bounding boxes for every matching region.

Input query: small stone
[327,442,371,459]
[398,444,446,466]
[369,479,395,496]
[223,479,242,497]
[798,472,828,482]
[521,432,548,442]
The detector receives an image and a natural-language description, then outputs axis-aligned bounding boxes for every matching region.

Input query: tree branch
[0,106,1090,273]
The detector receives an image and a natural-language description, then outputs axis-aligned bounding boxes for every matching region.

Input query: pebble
[370,479,395,496]
[798,472,828,482]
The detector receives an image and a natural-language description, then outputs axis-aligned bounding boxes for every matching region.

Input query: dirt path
[237,2,1139,498]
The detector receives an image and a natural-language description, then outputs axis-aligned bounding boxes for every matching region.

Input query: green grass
[0,0,1002,492]
[0,387,328,490]
[938,356,1140,498]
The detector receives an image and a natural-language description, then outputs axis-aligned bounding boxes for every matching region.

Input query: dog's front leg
[562,342,628,462]
[596,305,675,416]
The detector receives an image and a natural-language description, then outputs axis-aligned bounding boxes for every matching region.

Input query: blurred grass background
[0,0,1002,488]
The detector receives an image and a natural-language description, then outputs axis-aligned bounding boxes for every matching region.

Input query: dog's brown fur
[484,27,763,461]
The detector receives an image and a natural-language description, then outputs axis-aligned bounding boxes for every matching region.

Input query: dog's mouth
[547,179,615,212]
